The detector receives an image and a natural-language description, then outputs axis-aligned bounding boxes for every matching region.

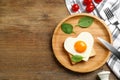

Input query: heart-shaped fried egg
[64,32,94,61]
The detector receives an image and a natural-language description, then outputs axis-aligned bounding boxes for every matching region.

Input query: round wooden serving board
[52,13,112,73]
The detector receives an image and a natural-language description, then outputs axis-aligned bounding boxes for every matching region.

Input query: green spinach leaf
[77,16,94,28]
[71,55,83,63]
[61,23,74,34]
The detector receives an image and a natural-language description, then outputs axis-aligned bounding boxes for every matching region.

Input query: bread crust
[68,49,96,65]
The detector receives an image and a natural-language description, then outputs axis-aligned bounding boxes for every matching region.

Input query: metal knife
[97,37,120,60]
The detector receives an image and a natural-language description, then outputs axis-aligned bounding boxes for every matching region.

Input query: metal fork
[104,8,120,30]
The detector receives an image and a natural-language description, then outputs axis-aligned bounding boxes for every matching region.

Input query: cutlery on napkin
[65,0,120,79]
[97,37,120,60]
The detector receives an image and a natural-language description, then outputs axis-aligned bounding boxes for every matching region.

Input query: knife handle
[117,24,120,31]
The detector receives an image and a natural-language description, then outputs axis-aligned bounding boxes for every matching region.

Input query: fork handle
[104,20,110,25]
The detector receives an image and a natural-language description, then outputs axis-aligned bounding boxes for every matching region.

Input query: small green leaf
[71,55,83,63]
[77,16,94,28]
[61,23,74,34]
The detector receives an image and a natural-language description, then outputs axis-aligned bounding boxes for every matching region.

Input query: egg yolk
[74,41,87,53]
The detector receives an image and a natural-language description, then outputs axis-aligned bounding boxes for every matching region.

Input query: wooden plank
[0,0,117,80]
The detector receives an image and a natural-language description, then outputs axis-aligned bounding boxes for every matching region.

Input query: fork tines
[104,8,114,19]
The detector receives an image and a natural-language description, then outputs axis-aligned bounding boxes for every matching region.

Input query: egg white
[64,32,94,61]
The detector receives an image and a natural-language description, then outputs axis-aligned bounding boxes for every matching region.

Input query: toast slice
[68,48,96,65]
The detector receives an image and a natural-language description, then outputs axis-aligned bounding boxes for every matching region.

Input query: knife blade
[97,37,120,60]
